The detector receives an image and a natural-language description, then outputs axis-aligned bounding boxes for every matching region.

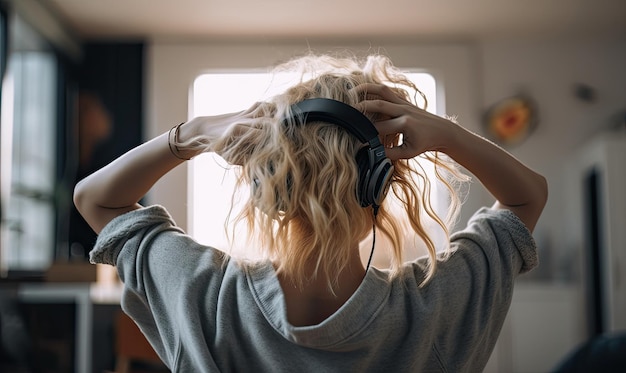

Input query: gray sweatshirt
[90,206,537,372]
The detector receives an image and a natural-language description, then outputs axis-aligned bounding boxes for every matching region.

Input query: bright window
[190,71,445,262]
[1,15,58,272]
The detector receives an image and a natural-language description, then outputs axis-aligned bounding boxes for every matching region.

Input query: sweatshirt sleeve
[90,205,231,367]
[429,207,538,372]
[89,205,179,266]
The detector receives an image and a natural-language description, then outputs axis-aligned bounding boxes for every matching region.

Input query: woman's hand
[177,101,271,161]
[353,83,458,160]
[353,83,547,232]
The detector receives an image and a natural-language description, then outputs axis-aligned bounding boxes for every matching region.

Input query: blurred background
[0,0,624,372]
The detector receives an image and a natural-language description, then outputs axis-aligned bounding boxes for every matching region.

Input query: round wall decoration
[484,95,538,146]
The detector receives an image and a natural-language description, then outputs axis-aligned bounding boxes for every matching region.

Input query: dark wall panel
[68,42,144,258]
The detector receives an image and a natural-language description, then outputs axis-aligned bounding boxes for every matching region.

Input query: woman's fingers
[356,99,407,123]
[351,83,408,105]
[369,115,406,136]
[382,146,410,161]
[242,101,276,119]
[372,116,422,160]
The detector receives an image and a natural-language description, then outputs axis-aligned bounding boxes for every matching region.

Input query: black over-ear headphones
[287,98,394,208]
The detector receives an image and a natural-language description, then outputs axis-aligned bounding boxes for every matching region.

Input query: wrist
[168,119,209,160]
[432,117,465,155]
[178,116,211,141]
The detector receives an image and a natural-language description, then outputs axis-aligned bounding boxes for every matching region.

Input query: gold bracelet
[168,122,192,160]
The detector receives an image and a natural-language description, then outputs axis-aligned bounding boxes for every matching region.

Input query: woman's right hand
[353,83,459,161]
[354,83,547,232]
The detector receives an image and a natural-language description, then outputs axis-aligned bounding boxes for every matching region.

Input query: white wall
[479,39,626,285]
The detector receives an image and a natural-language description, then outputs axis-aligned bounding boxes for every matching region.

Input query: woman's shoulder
[450,206,538,274]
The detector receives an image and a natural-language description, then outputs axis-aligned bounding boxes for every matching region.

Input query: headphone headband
[288,98,379,145]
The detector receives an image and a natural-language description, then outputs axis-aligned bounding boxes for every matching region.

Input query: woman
[75,54,547,372]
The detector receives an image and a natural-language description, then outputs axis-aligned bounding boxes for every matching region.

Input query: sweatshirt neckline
[246,262,391,349]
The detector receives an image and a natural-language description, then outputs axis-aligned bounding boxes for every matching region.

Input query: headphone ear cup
[356,147,394,207]
[369,159,394,207]
[355,147,373,207]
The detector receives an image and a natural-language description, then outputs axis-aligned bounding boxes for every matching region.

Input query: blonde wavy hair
[199,54,468,290]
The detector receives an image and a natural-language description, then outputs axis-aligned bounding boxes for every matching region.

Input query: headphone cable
[365,205,379,272]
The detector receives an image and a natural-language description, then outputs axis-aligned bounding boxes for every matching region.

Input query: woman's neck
[276,247,366,326]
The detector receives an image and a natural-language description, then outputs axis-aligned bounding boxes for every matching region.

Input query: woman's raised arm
[355,83,548,232]
[73,104,265,234]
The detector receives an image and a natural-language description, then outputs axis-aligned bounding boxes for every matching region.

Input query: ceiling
[44,0,625,41]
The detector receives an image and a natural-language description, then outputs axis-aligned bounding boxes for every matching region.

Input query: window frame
[188,70,442,259]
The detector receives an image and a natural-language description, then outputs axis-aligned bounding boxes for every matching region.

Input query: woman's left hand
[177,101,273,162]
